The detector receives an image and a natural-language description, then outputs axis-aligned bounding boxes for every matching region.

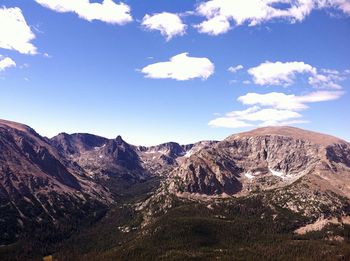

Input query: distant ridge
[226,126,347,146]
[0,119,35,133]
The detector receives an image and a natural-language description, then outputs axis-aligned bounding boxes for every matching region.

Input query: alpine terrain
[1,119,350,260]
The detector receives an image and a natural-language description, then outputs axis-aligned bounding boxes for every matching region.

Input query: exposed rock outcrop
[171,127,350,198]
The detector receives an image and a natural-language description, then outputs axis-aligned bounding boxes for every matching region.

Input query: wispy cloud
[238,91,344,111]
[228,65,244,74]
[194,0,350,35]
[209,106,304,128]
[209,90,344,128]
[43,52,52,58]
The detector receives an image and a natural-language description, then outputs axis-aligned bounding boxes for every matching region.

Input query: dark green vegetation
[2,191,350,261]
[0,175,159,261]
[98,174,160,204]
[109,197,350,261]
[0,198,107,261]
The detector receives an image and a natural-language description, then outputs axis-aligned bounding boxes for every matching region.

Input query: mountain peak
[226,126,346,146]
[115,135,126,144]
[0,119,35,133]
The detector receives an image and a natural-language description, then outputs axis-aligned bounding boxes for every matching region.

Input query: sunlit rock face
[171,126,350,196]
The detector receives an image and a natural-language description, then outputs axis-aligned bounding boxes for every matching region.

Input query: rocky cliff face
[0,120,111,244]
[326,142,350,168]
[51,132,109,156]
[51,133,148,180]
[171,127,350,198]
[51,133,154,202]
[136,141,218,176]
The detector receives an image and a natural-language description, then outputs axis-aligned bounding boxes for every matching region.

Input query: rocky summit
[1,119,350,260]
[171,126,350,197]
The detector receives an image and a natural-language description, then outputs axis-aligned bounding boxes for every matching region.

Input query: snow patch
[184,150,193,158]
[94,144,105,150]
[244,171,262,180]
[245,172,254,179]
[269,168,284,178]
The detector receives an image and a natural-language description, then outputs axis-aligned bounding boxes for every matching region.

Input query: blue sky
[0,0,349,145]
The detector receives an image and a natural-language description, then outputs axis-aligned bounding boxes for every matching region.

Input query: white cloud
[35,0,132,25]
[238,91,344,111]
[247,61,348,89]
[260,119,310,126]
[0,56,16,71]
[43,52,52,58]
[209,90,344,128]
[230,107,302,122]
[195,15,231,35]
[0,7,37,55]
[327,0,350,15]
[141,12,187,40]
[228,65,244,73]
[195,0,350,35]
[209,117,254,128]
[239,92,307,110]
[308,72,343,89]
[141,52,214,81]
[209,106,302,128]
[248,61,316,86]
[225,106,260,118]
[297,90,344,103]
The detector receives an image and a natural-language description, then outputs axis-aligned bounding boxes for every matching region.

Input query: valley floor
[2,194,350,261]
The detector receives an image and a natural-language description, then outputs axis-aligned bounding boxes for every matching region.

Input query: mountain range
[1,119,350,260]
